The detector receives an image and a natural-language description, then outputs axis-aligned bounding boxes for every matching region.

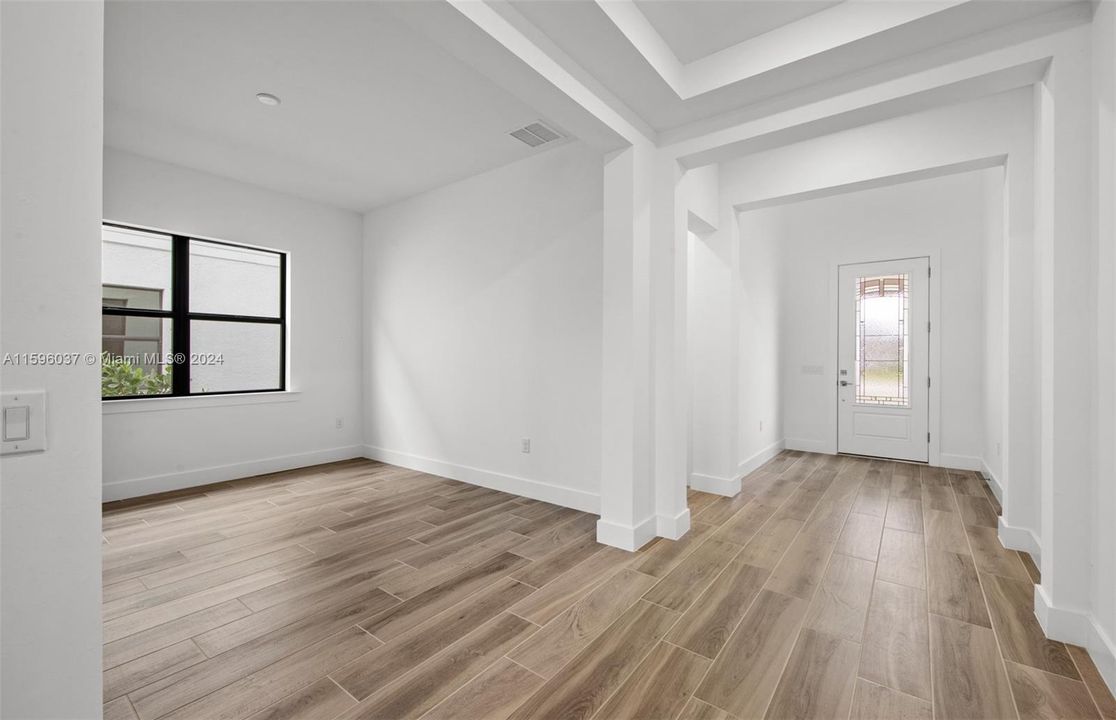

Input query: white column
[598,144,698,549]
[597,144,657,550]
[999,105,1041,550]
[1035,38,1096,638]
[652,154,690,538]
[1088,0,1116,682]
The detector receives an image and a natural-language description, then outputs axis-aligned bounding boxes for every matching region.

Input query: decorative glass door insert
[855,274,910,407]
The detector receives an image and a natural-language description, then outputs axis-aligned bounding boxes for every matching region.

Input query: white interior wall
[102,149,365,499]
[737,211,784,468]
[739,169,994,467]
[0,3,105,717]
[1090,0,1116,689]
[681,165,720,488]
[361,143,604,512]
[983,166,1007,487]
[688,227,737,486]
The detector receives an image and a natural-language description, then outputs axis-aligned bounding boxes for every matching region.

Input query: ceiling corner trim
[686,0,970,98]
[447,0,656,146]
[596,0,973,101]
[731,155,1009,213]
[592,0,686,98]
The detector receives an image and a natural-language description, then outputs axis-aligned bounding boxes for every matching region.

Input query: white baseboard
[362,445,599,514]
[596,515,657,552]
[980,461,1004,503]
[784,437,833,454]
[1035,585,1116,694]
[938,453,983,471]
[690,440,787,498]
[738,440,786,477]
[656,507,691,540]
[102,445,365,501]
[999,516,1042,565]
[689,472,740,497]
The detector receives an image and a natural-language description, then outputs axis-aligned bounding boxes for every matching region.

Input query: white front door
[837,257,929,462]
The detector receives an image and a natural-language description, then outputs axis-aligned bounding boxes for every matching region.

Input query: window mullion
[171,235,191,396]
[279,252,287,391]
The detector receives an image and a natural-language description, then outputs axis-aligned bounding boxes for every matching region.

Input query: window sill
[102,390,301,415]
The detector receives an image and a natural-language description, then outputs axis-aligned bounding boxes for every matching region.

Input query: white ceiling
[633,0,843,63]
[104,1,606,212]
[507,0,1086,135]
[105,0,1092,211]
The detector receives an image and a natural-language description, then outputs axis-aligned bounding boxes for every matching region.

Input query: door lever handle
[839,380,850,387]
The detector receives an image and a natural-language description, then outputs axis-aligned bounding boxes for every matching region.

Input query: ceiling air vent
[509,120,563,148]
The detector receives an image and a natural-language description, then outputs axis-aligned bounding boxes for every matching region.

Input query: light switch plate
[1,391,46,455]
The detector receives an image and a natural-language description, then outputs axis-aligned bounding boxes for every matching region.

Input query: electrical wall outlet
[759,420,764,432]
[335,417,343,430]
[521,438,531,454]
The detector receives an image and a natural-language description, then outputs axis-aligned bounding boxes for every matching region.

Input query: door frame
[828,250,942,466]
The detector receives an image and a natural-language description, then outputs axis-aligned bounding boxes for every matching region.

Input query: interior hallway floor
[100,451,1116,720]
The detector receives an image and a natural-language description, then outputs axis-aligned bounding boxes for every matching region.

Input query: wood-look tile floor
[101,452,1116,720]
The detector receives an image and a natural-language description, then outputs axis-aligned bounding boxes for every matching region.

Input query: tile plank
[508,568,657,678]
[884,498,924,534]
[333,576,533,700]
[1007,661,1101,720]
[877,529,926,589]
[695,589,808,719]
[835,512,885,561]
[151,626,378,720]
[736,517,802,569]
[715,503,778,547]
[244,677,356,720]
[103,599,251,670]
[859,580,932,701]
[360,551,528,642]
[104,697,139,720]
[507,546,632,626]
[803,553,876,642]
[852,487,890,518]
[420,658,545,720]
[850,679,932,720]
[1068,645,1116,720]
[765,531,832,600]
[507,600,678,720]
[930,614,1017,720]
[922,484,957,512]
[666,558,770,658]
[925,509,970,554]
[957,494,999,528]
[981,572,1079,679]
[642,537,741,612]
[678,698,736,720]
[338,614,536,720]
[633,522,717,577]
[596,642,710,720]
[967,525,1032,581]
[927,548,991,627]
[510,532,604,589]
[765,628,860,720]
[104,640,205,702]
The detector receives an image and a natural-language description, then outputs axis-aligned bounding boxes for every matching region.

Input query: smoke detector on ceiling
[509,120,564,148]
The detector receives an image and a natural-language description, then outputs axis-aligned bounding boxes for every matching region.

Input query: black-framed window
[101,222,287,399]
